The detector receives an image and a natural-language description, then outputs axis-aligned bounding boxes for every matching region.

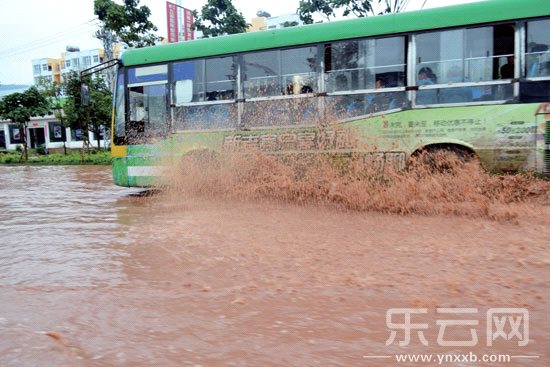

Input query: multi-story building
[32,46,121,86]
[31,58,62,85]
[248,13,303,32]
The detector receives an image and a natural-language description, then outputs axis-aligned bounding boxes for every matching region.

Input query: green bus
[111,0,550,187]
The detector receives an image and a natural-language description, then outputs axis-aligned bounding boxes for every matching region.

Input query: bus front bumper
[112,156,163,187]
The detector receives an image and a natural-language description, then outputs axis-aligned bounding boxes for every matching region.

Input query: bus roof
[121,0,549,67]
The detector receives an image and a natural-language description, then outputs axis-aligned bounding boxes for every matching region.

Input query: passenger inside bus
[527,44,550,77]
[500,55,514,79]
[365,78,397,112]
[416,67,438,104]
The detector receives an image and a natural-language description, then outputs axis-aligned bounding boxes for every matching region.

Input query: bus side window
[526,19,550,78]
[173,60,204,103]
[205,56,237,101]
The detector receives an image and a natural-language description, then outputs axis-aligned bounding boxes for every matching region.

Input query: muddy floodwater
[0,165,548,366]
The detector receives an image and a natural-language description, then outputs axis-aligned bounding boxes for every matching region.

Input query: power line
[0,19,100,58]
[0,27,101,61]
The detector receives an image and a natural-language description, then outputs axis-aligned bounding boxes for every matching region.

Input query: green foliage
[94,0,161,47]
[0,87,51,161]
[298,0,410,24]
[298,0,335,23]
[36,76,66,125]
[193,0,248,37]
[282,21,300,27]
[62,72,112,148]
[0,87,50,125]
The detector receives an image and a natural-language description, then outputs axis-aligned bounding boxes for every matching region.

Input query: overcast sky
[0,0,480,85]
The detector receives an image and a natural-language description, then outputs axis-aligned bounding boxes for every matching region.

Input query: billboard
[166,1,194,43]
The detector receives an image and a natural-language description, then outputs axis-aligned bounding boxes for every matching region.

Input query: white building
[31,48,108,86]
[0,116,107,152]
[265,14,302,30]
[248,13,303,32]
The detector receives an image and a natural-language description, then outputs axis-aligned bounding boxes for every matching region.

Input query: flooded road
[0,165,548,366]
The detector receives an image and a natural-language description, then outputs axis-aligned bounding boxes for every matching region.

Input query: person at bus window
[375,78,387,89]
[285,82,295,95]
[500,55,514,79]
[300,85,313,94]
[527,44,549,77]
[133,98,146,122]
[416,67,438,105]
[206,91,218,101]
[417,67,437,85]
[366,79,396,112]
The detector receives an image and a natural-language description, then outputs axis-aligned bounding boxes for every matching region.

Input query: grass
[0,150,111,165]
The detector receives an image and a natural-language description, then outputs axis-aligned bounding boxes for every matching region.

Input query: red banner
[183,7,194,41]
[166,2,194,43]
[166,2,179,43]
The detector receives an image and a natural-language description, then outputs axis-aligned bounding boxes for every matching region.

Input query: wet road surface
[0,165,548,366]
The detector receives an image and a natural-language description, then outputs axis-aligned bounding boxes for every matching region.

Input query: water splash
[158,149,549,222]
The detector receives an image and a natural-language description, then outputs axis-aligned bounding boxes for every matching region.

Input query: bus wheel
[411,146,479,173]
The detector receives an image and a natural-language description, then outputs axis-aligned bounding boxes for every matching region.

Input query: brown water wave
[0,165,548,366]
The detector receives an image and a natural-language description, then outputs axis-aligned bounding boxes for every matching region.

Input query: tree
[298,0,410,24]
[0,87,50,161]
[94,0,161,48]
[282,21,300,27]
[379,0,411,14]
[298,0,335,23]
[94,26,117,89]
[193,0,248,38]
[36,77,69,155]
[63,72,112,155]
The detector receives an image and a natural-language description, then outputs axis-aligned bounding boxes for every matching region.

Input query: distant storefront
[0,116,108,151]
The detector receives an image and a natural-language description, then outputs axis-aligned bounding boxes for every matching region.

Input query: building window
[48,121,65,142]
[8,124,22,144]
[71,128,84,141]
[42,64,48,71]
[72,58,79,67]
[65,60,71,67]
[93,55,99,63]
[82,56,91,67]
[33,65,41,74]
